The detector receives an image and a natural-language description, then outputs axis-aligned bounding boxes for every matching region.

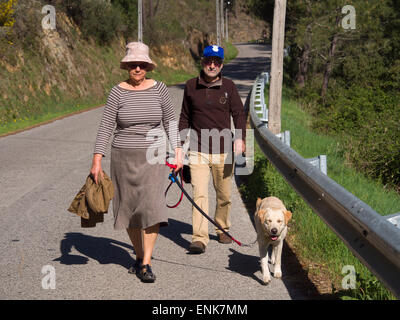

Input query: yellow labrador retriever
[254,196,292,285]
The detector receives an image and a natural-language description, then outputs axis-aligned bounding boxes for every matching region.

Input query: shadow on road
[226,248,265,286]
[53,218,217,271]
[53,232,134,270]
[227,244,325,300]
[159,218,218,251]
[223,56,271,85]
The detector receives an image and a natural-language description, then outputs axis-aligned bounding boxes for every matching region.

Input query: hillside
[0,0,268,132]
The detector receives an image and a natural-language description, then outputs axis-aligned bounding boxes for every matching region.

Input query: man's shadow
[53,232,135,270]
[159,218,218,252]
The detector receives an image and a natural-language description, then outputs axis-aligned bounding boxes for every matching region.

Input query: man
[178,45,246,254]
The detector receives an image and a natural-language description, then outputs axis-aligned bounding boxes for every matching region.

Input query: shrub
[60,0,125,45]
[81,0,125,45]
[0,0,17,27]
[309,84,400,188]
[346,107,400,187]
[145,17,185,47]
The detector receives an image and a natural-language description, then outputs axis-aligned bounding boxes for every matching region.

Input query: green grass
[149,68,198,87]
[0,97,103,136]
[240,87,400,300]
[223,40,239,64]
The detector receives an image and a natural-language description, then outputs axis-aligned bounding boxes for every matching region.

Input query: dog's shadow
[227,246,288,286]
[226,248,267,285]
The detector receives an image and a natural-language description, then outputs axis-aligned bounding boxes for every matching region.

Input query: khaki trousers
[189,151,234,246]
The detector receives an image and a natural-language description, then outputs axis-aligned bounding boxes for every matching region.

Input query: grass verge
[239,87,400,300]
[0,97,104,137]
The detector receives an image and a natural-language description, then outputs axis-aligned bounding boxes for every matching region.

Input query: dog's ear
[284,210,292,225]
[256,197,262,211]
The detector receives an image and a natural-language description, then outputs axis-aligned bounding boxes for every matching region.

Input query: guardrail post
[260,103,268,124]
[306,155,327,175]
[386,213,400,229]
[253,74,269,124]
[261,72,270,85]
[319,154,327,175]
[275,130,290,147]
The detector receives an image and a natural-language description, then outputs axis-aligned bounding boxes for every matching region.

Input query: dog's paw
[273,268,282,278]
[262,274,271,285]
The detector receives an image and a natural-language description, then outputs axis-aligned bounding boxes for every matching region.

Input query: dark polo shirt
[178,72,246,154]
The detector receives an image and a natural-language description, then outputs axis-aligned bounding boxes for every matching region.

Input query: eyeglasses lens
[205,59,222,67]
[128,63,147,70]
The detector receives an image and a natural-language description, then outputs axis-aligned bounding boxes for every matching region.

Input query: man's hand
[233,139,246,155]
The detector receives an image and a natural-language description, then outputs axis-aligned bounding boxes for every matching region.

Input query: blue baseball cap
[203,45,224,60]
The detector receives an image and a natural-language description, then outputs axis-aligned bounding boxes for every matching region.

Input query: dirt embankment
[0,0,268,125]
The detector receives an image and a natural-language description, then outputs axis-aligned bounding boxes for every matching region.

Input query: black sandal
[128,258,143,274]
[138,264,156,283]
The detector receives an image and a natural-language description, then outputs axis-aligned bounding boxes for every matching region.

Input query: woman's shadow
[53,219,219,269]
[53,232,135,269]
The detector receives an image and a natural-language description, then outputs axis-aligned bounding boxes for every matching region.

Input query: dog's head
[256,197,292,241]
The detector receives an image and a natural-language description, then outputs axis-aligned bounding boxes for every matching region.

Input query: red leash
[165,159,184,208]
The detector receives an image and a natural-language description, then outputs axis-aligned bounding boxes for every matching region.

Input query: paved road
[0,43,314,300]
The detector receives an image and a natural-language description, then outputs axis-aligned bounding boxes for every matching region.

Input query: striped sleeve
[158,82,181,150]
[93,86,120,156]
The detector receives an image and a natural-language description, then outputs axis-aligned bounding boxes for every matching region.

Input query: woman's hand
[90,153,104,184]
[173,147,184,173]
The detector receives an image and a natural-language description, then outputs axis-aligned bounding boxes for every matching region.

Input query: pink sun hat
[120,42,156,71]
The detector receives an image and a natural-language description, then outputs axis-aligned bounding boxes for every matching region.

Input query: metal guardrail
[252,73,327,174]
[249,73,400,298]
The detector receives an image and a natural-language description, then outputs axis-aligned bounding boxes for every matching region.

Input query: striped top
[94,81,180,156]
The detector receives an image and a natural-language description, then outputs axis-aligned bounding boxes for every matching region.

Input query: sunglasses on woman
[127,62,149,70]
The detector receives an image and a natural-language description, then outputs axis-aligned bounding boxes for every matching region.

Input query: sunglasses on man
[203,58,223,67]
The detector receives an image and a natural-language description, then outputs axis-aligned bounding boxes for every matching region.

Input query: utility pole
[225,3,229,42]
[268,0,287,134]
[216,0,221,45]
[220,0,224,40]
[138,0,143,42]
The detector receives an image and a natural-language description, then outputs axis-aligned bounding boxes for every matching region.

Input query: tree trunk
[296,3,312,88]
[149,0,153,20]
[296,24,312,88]
[321,33,338,99]
[153,0,160,16]
[321,14,341,100]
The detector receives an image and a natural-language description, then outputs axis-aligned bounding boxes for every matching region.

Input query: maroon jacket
[178,72,246,154]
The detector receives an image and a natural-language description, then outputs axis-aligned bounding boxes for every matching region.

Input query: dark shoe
[138,264,156,283]
[128,258,143,274]
[218,233,232,244]
[188,241,206,254]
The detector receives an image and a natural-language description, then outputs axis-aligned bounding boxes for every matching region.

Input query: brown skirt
[110,147,169,230]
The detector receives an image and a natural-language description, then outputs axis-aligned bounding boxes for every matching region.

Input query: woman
[90,42,183,283]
